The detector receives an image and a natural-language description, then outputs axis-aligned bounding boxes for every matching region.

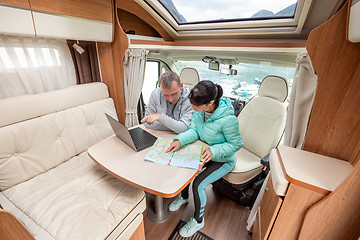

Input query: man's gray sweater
[144,85,193,133]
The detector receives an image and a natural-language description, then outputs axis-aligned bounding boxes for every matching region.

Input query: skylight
[158,0,298,24]
[141,0,311,37]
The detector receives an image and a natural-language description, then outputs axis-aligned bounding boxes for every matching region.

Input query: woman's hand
[202,148,213,163]
[165,140,181,153]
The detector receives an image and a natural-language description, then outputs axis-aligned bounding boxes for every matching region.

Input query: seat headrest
[180,67,200,89]
[258,75,289,102]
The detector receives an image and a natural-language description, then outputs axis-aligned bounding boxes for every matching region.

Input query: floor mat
[168,220,214,240]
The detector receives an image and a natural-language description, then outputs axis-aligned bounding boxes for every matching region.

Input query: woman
[166,80,243,237]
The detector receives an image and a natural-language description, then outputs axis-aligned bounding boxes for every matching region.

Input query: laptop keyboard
[129,129,150,146]
[131,133,148,146]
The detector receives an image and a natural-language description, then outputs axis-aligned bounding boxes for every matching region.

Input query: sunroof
[158,0,298,24]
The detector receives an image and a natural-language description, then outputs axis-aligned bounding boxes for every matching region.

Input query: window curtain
[66,40,101,84]
[0,36,76,99]
[283,52,318,148]
[123,48,147,127]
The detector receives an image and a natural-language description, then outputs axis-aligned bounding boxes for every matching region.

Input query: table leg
[147,194,169,223]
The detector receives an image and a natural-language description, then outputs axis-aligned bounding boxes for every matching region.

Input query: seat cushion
[2,151,146,240]
[223,148,263,185]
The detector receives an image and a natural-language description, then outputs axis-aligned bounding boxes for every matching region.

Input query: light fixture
[73,41,85,54]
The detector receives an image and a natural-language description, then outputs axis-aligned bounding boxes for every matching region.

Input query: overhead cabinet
[0,0,113,41]
[0,4,35,36]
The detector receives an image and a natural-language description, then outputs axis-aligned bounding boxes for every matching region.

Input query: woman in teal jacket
[166,80,243,237]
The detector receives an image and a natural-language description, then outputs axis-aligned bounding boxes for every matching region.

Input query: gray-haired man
[141,71,193,133]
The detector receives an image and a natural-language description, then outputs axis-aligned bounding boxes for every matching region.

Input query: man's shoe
[179,217,205,237]
[168,195,189,212]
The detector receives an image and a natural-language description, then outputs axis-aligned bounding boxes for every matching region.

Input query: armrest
[0,209,34,240]
[261,154,270,169]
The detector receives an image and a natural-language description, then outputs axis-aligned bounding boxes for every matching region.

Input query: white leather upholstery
[269,149,289,196]
[0,97,115,191]
[223,148,263,184]
[180,67,200,89]
[224,76,288,185]
[0,82,109,128]
[2,152,146,240]
[258,75,288,102]
[238,97,288,158]
[0,82,146,240]
[0,192,55,239]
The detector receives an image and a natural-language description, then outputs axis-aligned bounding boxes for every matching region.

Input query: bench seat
[0,83,146,239]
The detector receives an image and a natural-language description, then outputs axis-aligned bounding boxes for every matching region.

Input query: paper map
[145,137,204,170]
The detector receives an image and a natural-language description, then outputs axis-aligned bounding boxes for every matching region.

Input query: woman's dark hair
[189,80,223,107]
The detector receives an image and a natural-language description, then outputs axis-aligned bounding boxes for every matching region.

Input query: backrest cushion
[180,67,200,89]
[238,96,287,158]
[0,83,116,190]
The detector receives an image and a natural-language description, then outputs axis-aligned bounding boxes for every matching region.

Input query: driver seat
[223,75,289,185]
[180,67,200,89]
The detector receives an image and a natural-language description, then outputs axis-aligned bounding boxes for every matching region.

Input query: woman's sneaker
[168,195,189,211]
[179,217,205,237]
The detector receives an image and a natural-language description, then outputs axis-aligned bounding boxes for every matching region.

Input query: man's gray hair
[159,71,181,89]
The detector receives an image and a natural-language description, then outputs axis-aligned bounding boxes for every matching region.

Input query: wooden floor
[143,184,253,240]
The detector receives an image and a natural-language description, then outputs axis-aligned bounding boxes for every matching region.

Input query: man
[141,71,193,133]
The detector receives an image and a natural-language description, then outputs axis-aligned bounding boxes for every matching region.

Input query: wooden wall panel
[118,9,161,38]
[116,0,173,41]
[129,220,145,240]
[29,0,112,23]
[269,184,324,240]
[98,0,127,124]
[0,210,34,240]
[304,1,360,163]
[299,158,360,240]
[0,0,30,8]
[259,176,283,240]
[298,5,360,239]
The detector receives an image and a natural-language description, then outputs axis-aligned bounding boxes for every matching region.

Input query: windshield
[174,60,295,100]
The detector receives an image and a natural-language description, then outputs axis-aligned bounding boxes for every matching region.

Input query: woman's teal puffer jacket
[174,97,243,163]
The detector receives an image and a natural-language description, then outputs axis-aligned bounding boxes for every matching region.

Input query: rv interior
[0,0,359,240]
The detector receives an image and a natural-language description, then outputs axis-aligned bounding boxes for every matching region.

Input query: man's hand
[165,140,181,153]
[141,113,162,125]
[202,148,213,163]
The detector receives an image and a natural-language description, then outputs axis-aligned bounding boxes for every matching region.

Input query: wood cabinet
[0,0,113,41]
[0,0,34,36]
[254,145,353,240]
[30,0,112,23]
[258,176,282,239]
[0,0,30,8]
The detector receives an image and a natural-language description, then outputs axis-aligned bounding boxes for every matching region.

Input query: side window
[142,60,171,104]
[142,61,160,104]
[159,61,169,75]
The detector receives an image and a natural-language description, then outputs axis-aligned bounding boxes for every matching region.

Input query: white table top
[88,126,208,198]
[277,145,353,194]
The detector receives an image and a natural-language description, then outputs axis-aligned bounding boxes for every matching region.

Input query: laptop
[105,113,157,152]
